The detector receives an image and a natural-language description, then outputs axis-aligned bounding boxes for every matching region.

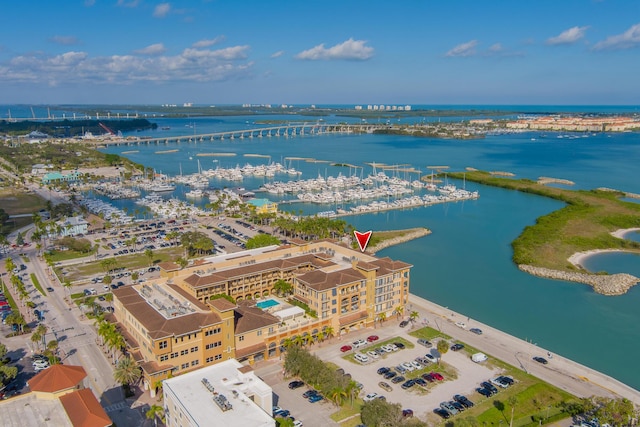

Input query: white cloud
[593,23,640,50]
[295,38,374,60]
[488,43,503,53]
[270,50,284,58]
[445,40,478,57]
[50,35,79,46]
[153,3,171,18]
[192,36,225,48]
[84,0,95,6]
[546,26,589,45]
[134,43,166,55]
[1,44,254,85]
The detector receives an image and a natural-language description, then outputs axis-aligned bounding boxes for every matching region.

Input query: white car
[33,360,50,370]
[352,339,366,348]
[293,421,303,427]
[354,353,369,363]
[366,351,380,359]
[455,321,467,329]
[363,392,378,402]
[402,362,415,372]
[409,360,422,370]
[388,344,399,352]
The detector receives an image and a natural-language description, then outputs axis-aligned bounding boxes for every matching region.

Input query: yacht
[185,189,204,198]
[149,183,176,192]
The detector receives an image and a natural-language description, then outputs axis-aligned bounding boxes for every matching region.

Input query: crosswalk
[104,401,127,413]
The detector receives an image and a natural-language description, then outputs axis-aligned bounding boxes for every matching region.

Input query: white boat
[149,183,176,192]
[185,189,204,198]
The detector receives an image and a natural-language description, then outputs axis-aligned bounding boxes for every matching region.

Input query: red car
[366,335,379,342]
[430,372,444,381]
[340,345,353,352]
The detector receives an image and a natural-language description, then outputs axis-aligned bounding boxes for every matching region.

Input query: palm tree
[378,312,387,324]
[144,249,154,267]
[394,305,404,320]
[436,340,449,365]
[63,279,73,297]
[36,324,48,349]
[107,330,126,362]
[31,331,42,351]
[345,380,359,407]
[146,404,164,427]
[113,356,141,388]
[409,310,419,323]
[508,396,518,427]
[328,386,347,407]
[323,326,335,342]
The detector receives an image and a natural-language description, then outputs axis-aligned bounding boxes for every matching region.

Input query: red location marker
[354,230,372,252]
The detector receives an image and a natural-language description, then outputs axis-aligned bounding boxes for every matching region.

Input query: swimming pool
[256,298,280,309]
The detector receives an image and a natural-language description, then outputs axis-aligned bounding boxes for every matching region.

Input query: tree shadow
[493,399,509,423]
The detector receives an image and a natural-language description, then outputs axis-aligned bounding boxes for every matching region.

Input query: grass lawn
[44,249,96,263]
[330,399,363,423]
[1,280,19,311]
[0,189,47,214]
[30,273,46,296]
[409,326,452,341]
[60,247,184,281]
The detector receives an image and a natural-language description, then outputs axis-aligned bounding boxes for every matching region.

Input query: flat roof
[163,359,273,427]
[0,393,74,427]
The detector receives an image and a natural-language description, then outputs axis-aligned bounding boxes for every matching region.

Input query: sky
[1,0,640,105]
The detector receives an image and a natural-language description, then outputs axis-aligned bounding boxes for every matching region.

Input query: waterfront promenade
[407,294,640,405]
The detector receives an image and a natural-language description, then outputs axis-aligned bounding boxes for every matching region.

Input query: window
[160,355,168,362]
[257,330,262,336]
[191,346,198,353]
[181,363,189,369]
[206,356,214,363]
[180,349,188,356]
[239,336,244,342]
[191,360,199,366]
[215,354,222,360]
[159,340,167,349]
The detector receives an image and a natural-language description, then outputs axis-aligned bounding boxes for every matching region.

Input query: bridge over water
[98,123,389,146]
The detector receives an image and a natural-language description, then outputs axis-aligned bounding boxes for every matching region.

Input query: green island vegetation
[449,170,640,271]
[0,141,145,174]
[0,118,156,137]
[372,124,486,140]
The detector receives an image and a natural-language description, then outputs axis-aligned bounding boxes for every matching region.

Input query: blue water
[256,299,281,310]
[93,112,640,391]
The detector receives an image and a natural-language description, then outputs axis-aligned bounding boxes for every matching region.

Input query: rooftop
[0,393,74,427]
[163,359,274,427]
[59,388,112,427]
[28,364,87,393]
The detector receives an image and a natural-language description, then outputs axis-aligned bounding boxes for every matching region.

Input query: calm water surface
[99,116,640,390]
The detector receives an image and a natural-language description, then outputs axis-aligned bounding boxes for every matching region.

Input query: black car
[533,356,548,365]
[391,375,405,384]
[450,343,465,351]
[497,375,514,386]
[481,381,498,394]
[477,387,493,397]
[470,328,483,335]
[401,379,415,389]
[433,408,451,419]
[302,389,318,398]
[383,371,397,379]
[414,378,428,387]
[453,394,474,408]
[288,380,304,389]
[450,400,465,412]
[399,320,409,328]
[422,373,435,382]
[377,367,390,375]
[46,287,54,292]
[393,342,406,349]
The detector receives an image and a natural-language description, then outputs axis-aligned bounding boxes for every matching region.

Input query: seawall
[368,227,431,254]
[518,264,639,295]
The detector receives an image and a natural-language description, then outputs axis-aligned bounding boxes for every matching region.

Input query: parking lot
[255,321,503,426]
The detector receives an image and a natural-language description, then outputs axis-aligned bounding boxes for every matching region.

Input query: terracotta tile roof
[208,297,237,311]
[182,253,335,289]
[238,365,253,374]
[28,365,87,393]
[235,342,267,358]
[354,261,379,271]
[158,261,181,272]
[370,257,412,271]
[235,304,280,334]
[113,284,222,340]
[59,388,112,427]
[296,269,365,291]
[140,360,174,376]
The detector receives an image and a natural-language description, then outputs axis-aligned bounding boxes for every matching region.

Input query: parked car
[377,367,390,375]
[414,378,428,387]
[491,377,510,389]
[46,287,54,292]
[308,395,323,403]
[366,335,379,342]
[302,390,318,399]
[417,338,432,347]
[391,375,405,384]
[401,379,416,390]
[366,351,379,359]
[497,375,514,386]
[453,394,475,408]
[393,342,405,350]
[450,401,465,412]
[533,356,548,365]
[354,353,369,363]
[470,328,483,335]
[430,372,444,381]
[450,343,465,351]
[433,408,451,419]
[352,339,366,348]
[399,320,409,328]
[476,387,493,397]
[363,392,379,402]
[378,382,393,392]
[383,371,397,380]
[424,354,437,363]
[340,345,352,353]
[440,401,459,415]
[402,409,414,418]
[422,373,435,382]
[481,381,498,394]
[288,380,305,389]
[401,362,415,372]
[455,321,467,329]
[274,409,291,418]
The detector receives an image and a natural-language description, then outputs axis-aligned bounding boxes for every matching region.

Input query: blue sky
[1,0,639,105]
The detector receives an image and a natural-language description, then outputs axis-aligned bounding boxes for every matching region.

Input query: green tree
[409,310,419,323]
[328,386,347,407]
[361,398,403,427]
[146,404,164,427]
[144,248,155,266]
[273,279,293,297]
[436,340,449,365]
[245,233,280,249]
[16,231,24,246]
[508,395,518,427]
[0,365,18,387]
[113,356,141,388]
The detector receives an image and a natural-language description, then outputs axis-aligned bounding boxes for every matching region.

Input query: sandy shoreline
[568,228,640,267]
